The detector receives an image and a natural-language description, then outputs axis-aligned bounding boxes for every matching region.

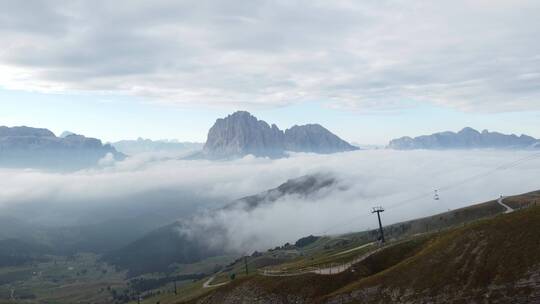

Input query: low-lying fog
[1,149,539,252]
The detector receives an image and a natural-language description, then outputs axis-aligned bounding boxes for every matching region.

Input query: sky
[1,0,540,144]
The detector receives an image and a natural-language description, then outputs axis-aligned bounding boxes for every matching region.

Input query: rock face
[388,127,540,150]
[0,126,124,170]
[203,111,285,158]
[203,111,358,158]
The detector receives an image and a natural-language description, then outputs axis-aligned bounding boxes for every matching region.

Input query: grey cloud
[0,0,539,111]
[0,0,69,35]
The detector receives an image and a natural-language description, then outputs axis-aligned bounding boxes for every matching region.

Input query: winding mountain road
[260,244,389,277]
[497,196,514,214]
[203,274,228,288]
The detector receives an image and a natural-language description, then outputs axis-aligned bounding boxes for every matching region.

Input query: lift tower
[372,206,385,243]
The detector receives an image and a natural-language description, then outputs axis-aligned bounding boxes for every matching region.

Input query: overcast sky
[1,0,539,143]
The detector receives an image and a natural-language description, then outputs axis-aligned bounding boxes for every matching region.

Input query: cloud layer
[1,0,539,111]
[1,149,539,251]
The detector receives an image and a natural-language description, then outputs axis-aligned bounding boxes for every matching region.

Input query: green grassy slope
[329,206,540,303]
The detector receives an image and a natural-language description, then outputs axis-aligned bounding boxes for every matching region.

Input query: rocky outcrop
[388,127,540,150]
[203,111,358,158]
[0,126,124,170]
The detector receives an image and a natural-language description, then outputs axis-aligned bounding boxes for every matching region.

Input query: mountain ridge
[388,127,540,150]
[0,126,125,169]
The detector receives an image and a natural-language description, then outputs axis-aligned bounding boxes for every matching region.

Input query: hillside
[104,174,338,277]
[103,223,223,277]
[327,205,540,303]
[225,174,336,211]
[0,239,51,267]
[186,192,540,304]
[0,214,168,258]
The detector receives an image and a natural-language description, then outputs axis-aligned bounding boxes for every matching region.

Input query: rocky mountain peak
[203,111,285,158]
[203,111,358,158]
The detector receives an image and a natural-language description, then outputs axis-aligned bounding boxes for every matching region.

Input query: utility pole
[244,256,249,275]
[372,206,385,243]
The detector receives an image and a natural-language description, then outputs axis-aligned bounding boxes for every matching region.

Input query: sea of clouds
[1,149,539,251]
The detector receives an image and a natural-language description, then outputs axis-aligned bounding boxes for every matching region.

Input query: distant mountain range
[202,111,358,158]
[104,173,337,276]
[0,126,124,170]
[388,127,540,150]
[5,121,538,171]
[112,138,203,155]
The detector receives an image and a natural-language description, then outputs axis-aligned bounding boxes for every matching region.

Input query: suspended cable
[318,151,540,235]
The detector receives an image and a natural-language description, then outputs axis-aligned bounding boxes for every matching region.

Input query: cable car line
[318,151,540,235]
